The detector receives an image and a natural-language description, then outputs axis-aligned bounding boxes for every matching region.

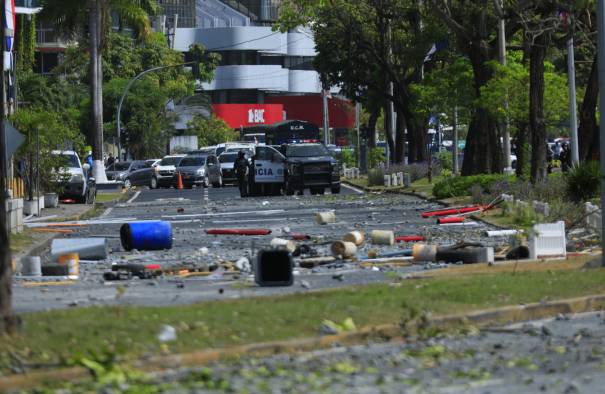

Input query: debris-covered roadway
[13,186,505,312]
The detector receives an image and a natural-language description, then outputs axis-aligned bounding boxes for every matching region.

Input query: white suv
[152,154,185,188]
[51,150,96,204]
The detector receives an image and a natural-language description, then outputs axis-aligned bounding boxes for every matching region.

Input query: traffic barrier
[205,228,272,236]
[529,221,567,260]
[255,250,294,287]
[120,221,173,251]
[58,253,79,279]
[176,172,183,190]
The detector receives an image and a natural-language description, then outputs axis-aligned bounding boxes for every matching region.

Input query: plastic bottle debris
[270,238,297,253]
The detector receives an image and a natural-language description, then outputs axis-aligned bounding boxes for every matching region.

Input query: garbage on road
[342,231,365,246]
[395,235,425,243]
[255,250,294,287]
[315,211,336,225]
[330,241,357,259]
[51,238,109,262]
[205,228,272,236]
[413,242,495,264]
[120,221,173,251]
[270,238,297,253]
[370,230,395,246]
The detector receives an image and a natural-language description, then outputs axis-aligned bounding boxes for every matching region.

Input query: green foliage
[367,167,385,186]
[187,115,238,147]
[565,161,601,202]
[479,52,570,138]
[16,14,36,73]
[432,174,513,199]
[369,147,386,169]
[12,108,85,197]
[340,148,356,168]
[436,151,453,171]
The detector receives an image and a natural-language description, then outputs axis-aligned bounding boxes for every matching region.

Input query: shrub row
[432,174,514,199]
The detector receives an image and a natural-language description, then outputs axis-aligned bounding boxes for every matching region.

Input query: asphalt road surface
[131,183,360,203]
[13,184,501,313]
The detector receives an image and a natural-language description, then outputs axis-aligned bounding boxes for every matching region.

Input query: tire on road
[331,185,341,194]
[150,177,158,189]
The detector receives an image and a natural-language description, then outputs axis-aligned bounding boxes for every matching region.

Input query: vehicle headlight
[196,168,205,175]
[71,174,84,183]
[118,172,127,180]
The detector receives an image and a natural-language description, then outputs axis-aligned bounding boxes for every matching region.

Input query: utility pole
[498,0,512,173]
[322,88,330,145]
[597,0,605,267]
[567,16,580,166]
[355,102,361,168]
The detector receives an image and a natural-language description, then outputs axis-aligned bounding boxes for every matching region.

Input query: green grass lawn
[95,192,126,203]
[9,231,34,254]
[2,266,605,374]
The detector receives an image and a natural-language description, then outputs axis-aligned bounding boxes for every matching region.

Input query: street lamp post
[597,0,605,266]
[116,62,193,161]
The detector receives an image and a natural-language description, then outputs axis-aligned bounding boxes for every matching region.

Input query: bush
[436,151,453,171]
[369,147,386,168]
[432,174,512,199]
[565,161,601,202]
[340,148,356,168]
[368,167,385,186]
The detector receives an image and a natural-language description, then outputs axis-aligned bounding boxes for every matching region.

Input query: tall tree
[427,0,520,175]
[41,0,157,180]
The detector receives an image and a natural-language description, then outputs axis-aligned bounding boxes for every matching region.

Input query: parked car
[145,158,161,168]
[51,150,96,204]
[123,160,159,189]
[106,160,148,187]
[153,155,185,188]
[175,154,223,188]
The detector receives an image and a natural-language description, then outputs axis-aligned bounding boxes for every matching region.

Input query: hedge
[432,174,513,199]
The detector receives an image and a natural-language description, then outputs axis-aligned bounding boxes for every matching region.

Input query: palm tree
[41,0,157,181]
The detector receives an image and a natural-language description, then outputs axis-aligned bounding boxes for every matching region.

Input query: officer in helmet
[234,150,249,197]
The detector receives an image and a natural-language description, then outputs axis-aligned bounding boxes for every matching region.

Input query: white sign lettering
[248,109,265,124]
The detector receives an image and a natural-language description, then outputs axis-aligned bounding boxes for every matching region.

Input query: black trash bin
[255,250,294,287]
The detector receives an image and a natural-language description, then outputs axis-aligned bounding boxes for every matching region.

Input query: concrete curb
[2,293,605,391]
[341,180,447,205]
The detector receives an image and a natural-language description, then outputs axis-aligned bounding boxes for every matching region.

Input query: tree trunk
[578,56,599,161]
[395,108,405,163]
[384,100,395,163]
[515,121,528,178]
[529,35,547,183]
[366,108,378,148]
[90,0,107,182]
[461,48,502,175]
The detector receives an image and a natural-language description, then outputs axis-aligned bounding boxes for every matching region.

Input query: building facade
[164,0,354,136]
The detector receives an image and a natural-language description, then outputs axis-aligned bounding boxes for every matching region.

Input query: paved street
[13,185,499,313]
[152,312,605,393]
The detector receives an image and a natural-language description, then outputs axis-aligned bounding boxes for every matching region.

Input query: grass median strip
[2,266,605,375]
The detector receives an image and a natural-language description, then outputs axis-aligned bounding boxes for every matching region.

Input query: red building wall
[265,95,355,129]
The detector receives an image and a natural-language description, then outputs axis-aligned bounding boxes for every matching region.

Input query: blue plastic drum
[120,221,173,251]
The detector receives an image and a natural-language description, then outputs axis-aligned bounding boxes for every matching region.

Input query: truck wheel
[285,182,295,196]
[310,188,318,195]
[331,185,341,194]
[318,188,326,195]
[212,175,223,188]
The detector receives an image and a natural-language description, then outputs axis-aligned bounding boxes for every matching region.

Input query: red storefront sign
[212,104,284,128]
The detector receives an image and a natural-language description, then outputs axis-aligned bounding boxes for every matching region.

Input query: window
[285,144,329,157]
[160,156,183,166]
[179,156,206,167]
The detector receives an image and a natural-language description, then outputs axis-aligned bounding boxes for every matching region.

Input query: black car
[280,143,340,195]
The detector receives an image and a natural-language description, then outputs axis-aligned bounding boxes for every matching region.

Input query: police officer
[234,150,249,197]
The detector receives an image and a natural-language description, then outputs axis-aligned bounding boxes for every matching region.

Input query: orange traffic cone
[176,172,184,190]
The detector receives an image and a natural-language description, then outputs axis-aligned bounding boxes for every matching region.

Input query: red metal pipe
[291,233,311,240]
[205,228,272,236]
[421,206,483,218]
[437,217,466,224]
[395,235,425,242]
